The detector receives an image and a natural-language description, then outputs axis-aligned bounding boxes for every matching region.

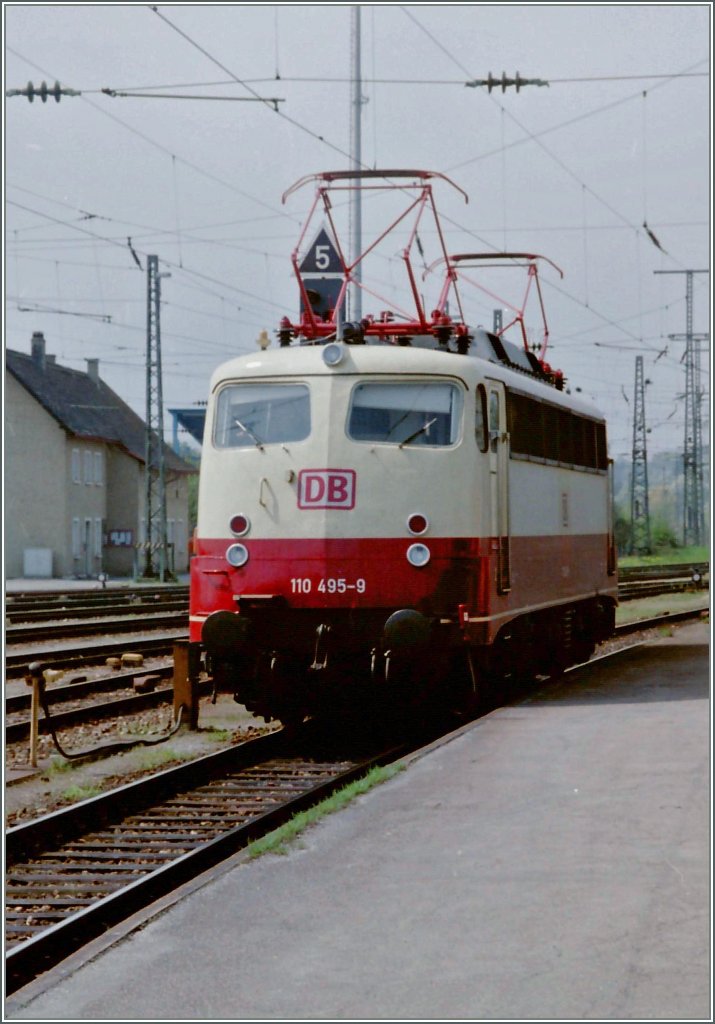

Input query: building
[5,332,196,580]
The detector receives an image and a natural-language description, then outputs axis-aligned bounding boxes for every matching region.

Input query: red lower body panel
[190,534,615,643]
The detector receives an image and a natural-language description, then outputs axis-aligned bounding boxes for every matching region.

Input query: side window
[72,448,81,484]
[94,451,103,486]
[84,451,93,485]
[475,384,488,452]
[489,390,500,452]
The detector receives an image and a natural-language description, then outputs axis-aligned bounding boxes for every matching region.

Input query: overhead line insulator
[465,72,550,92]
[6,81,81,102]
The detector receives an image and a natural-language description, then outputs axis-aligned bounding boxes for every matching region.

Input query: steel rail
[5,585,188,608]
[6,611,188,645]
[6,598,188,625]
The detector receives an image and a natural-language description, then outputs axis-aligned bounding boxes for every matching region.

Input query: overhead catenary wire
[83,70,709,91]
[399,10,702,268]
[6,9,707,443]
[5,45,298,224]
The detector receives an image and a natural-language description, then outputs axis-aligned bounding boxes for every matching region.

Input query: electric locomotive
[190,171,618,723]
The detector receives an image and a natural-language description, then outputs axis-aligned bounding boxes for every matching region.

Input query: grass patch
[616,591,710,625]
[205,728,231,743]
[618,546,709,568]
[134,746,190,771]
[61,784,103,803]
[45,756,75,776]
[246,762,405,859]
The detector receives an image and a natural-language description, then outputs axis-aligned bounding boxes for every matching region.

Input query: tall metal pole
[629,355,651,554]
[654,268,709,546]
[143,255,171,581]
[350,5,362,322]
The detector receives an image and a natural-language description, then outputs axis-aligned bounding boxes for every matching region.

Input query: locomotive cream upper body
[191,335,616,715]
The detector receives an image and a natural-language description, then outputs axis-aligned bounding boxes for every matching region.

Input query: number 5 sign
[298,226,344,324]
[299,227,342,274]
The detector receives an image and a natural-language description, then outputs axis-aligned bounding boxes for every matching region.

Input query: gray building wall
[5,358,194,580]
[5,373,68,577]
[104,447,142,577]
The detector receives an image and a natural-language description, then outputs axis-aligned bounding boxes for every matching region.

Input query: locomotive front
[190,343,483,722]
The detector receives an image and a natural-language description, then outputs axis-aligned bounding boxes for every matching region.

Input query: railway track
[5,728,403,994]
[5,611,188,645]
[617,563,708,600]
[4,593,188,622]
[5,585,188,614]
[4,633,187,681]
[4,670,187,746]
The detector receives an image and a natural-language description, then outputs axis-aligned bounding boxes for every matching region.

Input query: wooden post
[25,662,45,768]
[29,677,40,767]
[173,640,201,729]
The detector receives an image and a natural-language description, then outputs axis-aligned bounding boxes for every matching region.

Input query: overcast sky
[4,3,711,458]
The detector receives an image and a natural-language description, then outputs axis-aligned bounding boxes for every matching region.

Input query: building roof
[6,345,195,475]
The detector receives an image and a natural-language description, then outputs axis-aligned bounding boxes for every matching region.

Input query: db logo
[298,469,356,510]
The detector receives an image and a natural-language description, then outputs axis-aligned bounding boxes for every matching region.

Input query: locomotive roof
[210,341,606,423]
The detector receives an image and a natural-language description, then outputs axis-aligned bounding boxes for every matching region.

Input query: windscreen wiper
[234,417,265,450]
[399,417,437,448]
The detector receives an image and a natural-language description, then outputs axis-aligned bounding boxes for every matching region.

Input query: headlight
[226,543,249,568]
[322,342,345,367]
[406,543,431,567]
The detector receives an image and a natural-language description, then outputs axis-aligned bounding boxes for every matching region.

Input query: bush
[651,519,678,550]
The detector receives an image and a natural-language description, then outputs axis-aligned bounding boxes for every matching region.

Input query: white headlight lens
[406,543,431,567]
[323,342,345,367]
[226,543,249,567]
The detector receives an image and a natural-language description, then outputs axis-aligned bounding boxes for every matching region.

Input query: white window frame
[94,451,103,486]
[84,451,93,485]
[72,517,81,558]
[72,449,81,484]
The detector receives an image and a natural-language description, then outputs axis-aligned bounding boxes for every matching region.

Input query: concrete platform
[5,623,711,1021]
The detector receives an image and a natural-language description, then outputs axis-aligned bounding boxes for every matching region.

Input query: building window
[84,451,93,484]
[94,518,103,558]
[72,518,81,558]
[94,452,103,486]
[72,449,81,484]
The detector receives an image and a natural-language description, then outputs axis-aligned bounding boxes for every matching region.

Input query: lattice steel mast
[142,255,171,581]
[654,269,709,546]
[629,355,651,554]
